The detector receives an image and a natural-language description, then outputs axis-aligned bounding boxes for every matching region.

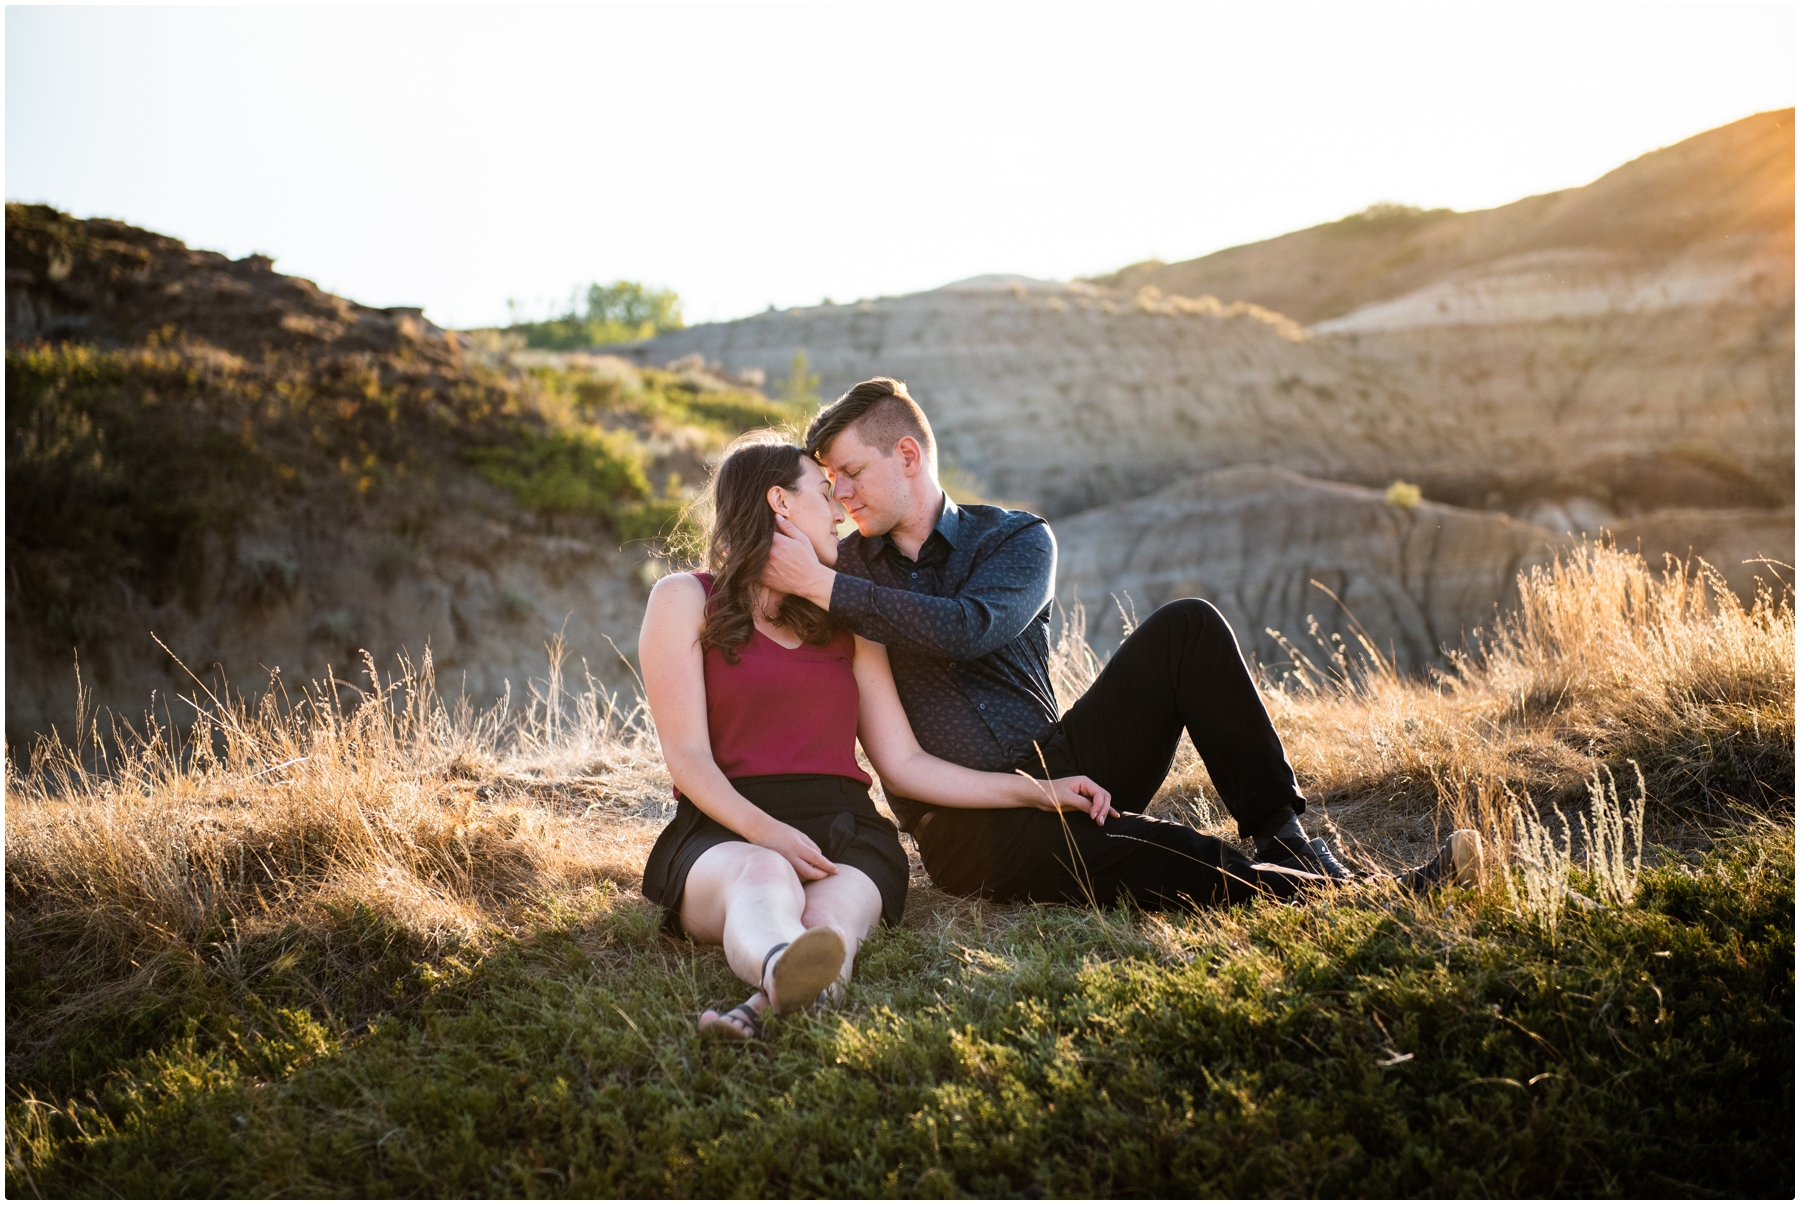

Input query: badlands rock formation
[3,494,652,751]
[631,287,1350,517]
[620,111,1793,663]
[1053,467,1564,672]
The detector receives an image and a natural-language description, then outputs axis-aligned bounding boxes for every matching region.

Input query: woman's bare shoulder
[645,571,707,618]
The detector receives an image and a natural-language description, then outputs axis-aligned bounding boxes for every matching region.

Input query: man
[763,377,1474,909]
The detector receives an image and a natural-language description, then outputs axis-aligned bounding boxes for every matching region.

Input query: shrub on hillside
[4,339,523,644]
[461,427,650,515]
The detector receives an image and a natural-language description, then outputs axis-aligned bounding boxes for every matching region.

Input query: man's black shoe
[1260,835,1356,882]
[1398,830,1484,893]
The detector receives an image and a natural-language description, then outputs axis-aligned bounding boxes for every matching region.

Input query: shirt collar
[868,491,960,558]
[933,493,965,549]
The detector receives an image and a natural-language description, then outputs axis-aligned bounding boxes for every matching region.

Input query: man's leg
[919,806,1324,910]
[1052,598,1346,876]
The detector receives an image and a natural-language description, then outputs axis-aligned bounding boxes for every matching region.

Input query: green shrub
[677,391,807,435]
[462,427,650,515]
[7,344,262,617]
[776,349,822,410]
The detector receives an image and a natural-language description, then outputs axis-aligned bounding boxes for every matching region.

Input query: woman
[638,436,1118,1040]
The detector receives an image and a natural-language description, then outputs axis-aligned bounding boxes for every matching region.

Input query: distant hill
[1087,109,1793,325]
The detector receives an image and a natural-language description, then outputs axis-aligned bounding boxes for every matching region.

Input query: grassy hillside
[4,204,804,683]
[1089,109,1794,324]
[7,545,1791,1195]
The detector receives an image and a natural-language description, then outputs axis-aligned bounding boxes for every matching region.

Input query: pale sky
[6,5,1794,328]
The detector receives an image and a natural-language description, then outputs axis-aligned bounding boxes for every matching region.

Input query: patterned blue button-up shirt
[829,497,1060,830]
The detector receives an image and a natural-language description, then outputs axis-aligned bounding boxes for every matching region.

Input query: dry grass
[1146,541,1793,874]
[5,541,1792,1092]
[5,639,671,1081]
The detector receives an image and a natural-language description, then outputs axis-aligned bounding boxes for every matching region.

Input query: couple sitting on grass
[639,377,1481,1040]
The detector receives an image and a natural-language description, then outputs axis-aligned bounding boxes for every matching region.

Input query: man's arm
[835,522,1056,661]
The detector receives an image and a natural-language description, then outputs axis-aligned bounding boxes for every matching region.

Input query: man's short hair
[804,377,937,465]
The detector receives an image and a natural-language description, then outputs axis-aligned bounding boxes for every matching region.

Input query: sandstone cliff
[1051,467,1564,672]
[1050,467,1791,674]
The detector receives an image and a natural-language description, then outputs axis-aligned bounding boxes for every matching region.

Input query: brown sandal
[763,929,846,1015]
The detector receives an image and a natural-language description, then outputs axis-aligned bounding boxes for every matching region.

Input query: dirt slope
[6,203,455,359]
[1091,109,1793,325]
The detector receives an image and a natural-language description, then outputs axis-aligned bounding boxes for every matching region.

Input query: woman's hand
[1021,774,1119,826]
[750,817,840,881]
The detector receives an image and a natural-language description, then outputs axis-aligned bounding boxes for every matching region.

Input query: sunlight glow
[7,5,1793,327]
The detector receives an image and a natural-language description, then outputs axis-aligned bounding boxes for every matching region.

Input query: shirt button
[978,703,986,710]
[911,572,918,579]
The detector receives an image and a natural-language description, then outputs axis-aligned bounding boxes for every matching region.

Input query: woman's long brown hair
[700,436,835,662]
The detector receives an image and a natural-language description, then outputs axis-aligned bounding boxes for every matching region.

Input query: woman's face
[769,457,843,568]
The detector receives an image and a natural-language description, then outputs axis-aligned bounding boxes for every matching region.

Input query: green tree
[585,282,683,332]
[777,349,821,410]
[508,281,685,350]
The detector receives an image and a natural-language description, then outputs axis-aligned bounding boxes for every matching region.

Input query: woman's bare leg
[800,864,883,987]
[679,842,808,987]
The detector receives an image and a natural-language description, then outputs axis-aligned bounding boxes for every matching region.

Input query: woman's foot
[698,990,767,1041]
[762,927,847,1015]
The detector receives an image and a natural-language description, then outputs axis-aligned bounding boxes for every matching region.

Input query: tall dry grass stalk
[1507,763,1648,933]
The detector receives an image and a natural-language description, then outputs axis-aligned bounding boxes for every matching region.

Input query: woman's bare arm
[639,573,837,880]
[851,636,1116,822]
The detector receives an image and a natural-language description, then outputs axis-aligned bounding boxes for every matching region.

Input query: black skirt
[640,774,909,936]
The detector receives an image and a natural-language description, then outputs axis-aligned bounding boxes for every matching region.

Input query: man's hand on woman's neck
[764,483,946,613]
[765,516,839,611]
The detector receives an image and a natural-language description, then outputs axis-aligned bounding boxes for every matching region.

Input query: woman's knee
[691,843,803,907]
[801,868,883,932]
[734,845,802,891]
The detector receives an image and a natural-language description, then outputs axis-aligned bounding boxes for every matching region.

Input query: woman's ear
[766,485,789,516]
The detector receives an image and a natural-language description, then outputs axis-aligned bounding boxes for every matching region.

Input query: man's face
[818,425,913,538]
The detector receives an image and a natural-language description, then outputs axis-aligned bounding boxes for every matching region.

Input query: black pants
[916,598,1313,911]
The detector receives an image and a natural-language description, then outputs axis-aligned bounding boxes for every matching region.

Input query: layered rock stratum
[1052,466,1563,669]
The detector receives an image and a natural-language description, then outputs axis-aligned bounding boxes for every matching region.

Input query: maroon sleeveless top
[693,573,870,786]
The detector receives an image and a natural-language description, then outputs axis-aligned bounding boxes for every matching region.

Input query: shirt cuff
[830,572,877,620]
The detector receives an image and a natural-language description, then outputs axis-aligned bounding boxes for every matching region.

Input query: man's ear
[895,436,923,477]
